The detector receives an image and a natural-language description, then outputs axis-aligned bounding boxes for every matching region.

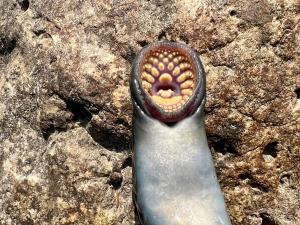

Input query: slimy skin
[131,41,232,225]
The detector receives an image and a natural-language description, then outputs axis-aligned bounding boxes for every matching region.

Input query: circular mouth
[140,48,196,113]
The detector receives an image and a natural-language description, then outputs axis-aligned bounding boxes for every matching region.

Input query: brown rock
[0,0,299,224]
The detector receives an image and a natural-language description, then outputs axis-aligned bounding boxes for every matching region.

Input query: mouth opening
[133,41,204,122]
[152,83,179,95]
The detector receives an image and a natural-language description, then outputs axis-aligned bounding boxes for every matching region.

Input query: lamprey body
[131,41,232,225]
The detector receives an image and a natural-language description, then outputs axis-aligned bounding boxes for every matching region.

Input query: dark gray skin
[131,41,232,225]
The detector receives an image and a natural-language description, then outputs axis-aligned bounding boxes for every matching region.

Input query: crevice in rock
[17,0,30,11]
[33,29,46,37]
[260,213,278,225]
[65,100,92,127]
[115,117,129,126]
[87,125,130,152]
[108,172,123,189]
[158,30,167,40]
[279,173,291,185]
[239,172,251,180]
[179,35,189,44]
[239,172,269,192]
[120,46,136,64]
[229,9,237,16]
[49,54,57,64]
[208,135,237,155]
[40,93,97,140]
[0,37,17,55]
[137,40,149,47]
[42,126,67,140]
[295,87,300,99]
[121,156,132,169]
[207,34,238,52]
[207,40,231,51]
[263,141,278,158]
[249,181,269,192]
[0,153,4,175]
[86,107,131,152]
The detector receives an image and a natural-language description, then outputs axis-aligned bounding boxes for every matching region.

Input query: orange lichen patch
[140,47,196,112]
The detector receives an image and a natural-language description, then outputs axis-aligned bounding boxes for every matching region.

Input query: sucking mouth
[139,47,197,113]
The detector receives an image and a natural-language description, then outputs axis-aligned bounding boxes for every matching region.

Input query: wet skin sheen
[131,41,232,225]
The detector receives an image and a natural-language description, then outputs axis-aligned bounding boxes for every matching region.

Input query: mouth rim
[131,41,206,122]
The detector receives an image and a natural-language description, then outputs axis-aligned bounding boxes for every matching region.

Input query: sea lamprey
[130,41,232,225]
[140,47,196,113]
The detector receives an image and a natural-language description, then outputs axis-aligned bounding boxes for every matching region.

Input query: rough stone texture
[0,0,299,224]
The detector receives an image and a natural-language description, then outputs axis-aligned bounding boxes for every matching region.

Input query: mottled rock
[0,0,299,224]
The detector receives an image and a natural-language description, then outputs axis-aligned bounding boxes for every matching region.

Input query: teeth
[179,63,188,70]
[151,95,183,106]
[180,80,194,89]
[158,89,173,98]
[158,62,165,71]
[177,74,187,83]
[163,57,169,63]
[144,63,152,71]
[177,71,193,82]
[161,91,172,98]
[172,66,180,76]
[182,95,189,100]
[151,67,159,77]
[153,58,159,65]
[141,49,196,112]
[167,62,174,70]
[142,81,152,91]
[159,73,172,83]
[148,57,154,63]
[142,72,155,83]
[181,89,193,96]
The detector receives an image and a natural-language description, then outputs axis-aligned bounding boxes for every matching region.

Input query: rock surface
[0,0,299,224]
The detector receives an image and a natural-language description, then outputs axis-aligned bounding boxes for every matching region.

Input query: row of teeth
[152,95,190,112]
[143,62,191,77]
[141,64,194,100]
[141,50,195,112]
[141,71,194,88]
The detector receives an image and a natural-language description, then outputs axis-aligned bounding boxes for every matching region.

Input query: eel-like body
[130,41,232,225]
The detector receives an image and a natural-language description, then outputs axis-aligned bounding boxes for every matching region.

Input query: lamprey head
[131,41,205,122]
